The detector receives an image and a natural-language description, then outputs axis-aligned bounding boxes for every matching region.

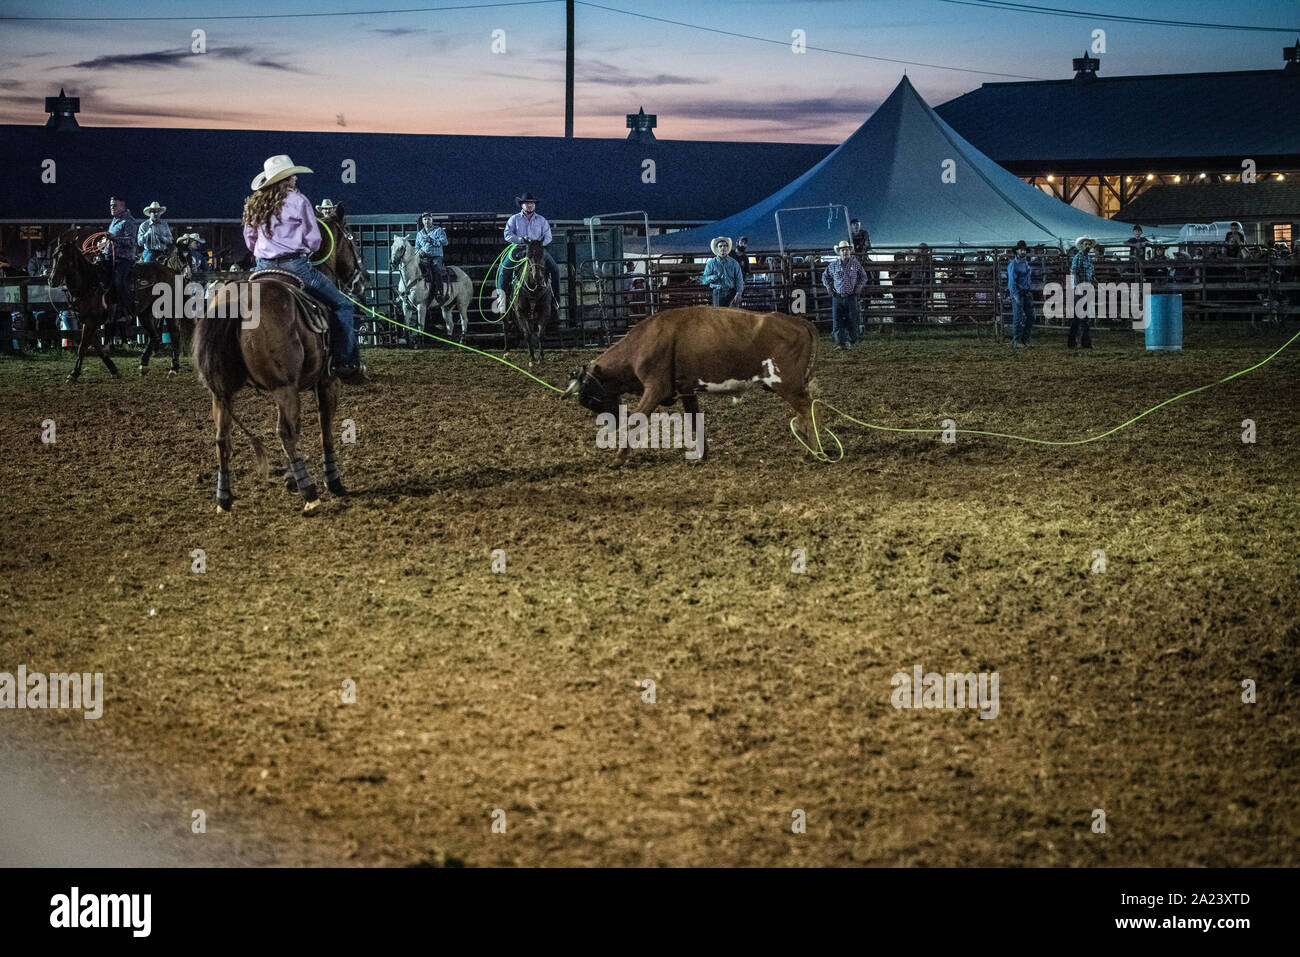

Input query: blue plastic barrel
[1144,293,1182,351]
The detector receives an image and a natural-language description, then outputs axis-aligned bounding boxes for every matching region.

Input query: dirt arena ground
[1,322,1297,867]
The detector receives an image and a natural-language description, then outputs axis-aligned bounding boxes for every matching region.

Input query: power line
[933,0,1300,33]
[573,1,1048,79]
[0,1,560,22]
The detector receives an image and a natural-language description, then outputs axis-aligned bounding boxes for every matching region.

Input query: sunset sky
[1,0,1296,142]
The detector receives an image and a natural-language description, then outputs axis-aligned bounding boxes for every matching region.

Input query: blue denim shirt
[108,212,139,260]
[702,255,744,294]
[416,226,447,258]
[1007,255,1033,293]
[138,219,173,253]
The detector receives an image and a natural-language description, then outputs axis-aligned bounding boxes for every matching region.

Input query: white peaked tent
[653,76,1146,253]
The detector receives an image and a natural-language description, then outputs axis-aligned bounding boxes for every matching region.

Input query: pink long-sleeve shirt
[242,188,322,259]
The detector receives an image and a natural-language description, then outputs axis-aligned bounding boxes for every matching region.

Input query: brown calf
[564,306,819,463]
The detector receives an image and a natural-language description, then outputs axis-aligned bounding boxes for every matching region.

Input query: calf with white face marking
[565,306,819,464]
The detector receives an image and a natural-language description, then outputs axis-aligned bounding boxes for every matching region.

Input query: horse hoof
[167,369,178,377]
[284,476,297,493]
[216,500,232,513]
[327,478,348,497]
[302,498,321,514]
[138,366,148,376]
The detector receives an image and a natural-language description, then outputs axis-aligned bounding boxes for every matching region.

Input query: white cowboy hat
[251,154,313,191]
[710,236,733,256]
[834,240,853,253]
[179,232,205,244]
[143,201,167,215]
[1074,236,1096,250]
[316,198,338,212]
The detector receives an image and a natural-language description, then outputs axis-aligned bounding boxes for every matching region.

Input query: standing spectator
[911,243,934,318]
[728,236,752,307]
[1224,222,1245,258]
[849,218,871,256]
[177,232,207,280]
[1007,240,1035,347]
[702,236,744,307]
[1069,236,1095,349]
[822,240,868,349]
[26,248,48,278]
[1125,224,1150,264]
[137,201,173,263]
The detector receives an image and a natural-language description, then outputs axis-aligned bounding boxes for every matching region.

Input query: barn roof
[0,125,833,223]
[934,67,1300,168]
[1117,181,1300,225]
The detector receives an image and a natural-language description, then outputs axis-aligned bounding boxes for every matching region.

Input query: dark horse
[47,236,185,381]
[194,214,368,514]
[510,238,557,366]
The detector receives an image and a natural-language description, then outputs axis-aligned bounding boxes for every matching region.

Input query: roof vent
[44,88,80,130]
[1072,51,1100,84]
[626,106,657,142]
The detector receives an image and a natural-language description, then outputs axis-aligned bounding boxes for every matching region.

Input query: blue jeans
[258,255,358,364]
[711,285,736,307]
[831,294,860,346]
[1010,289,1034,343]
[111,260,132,308]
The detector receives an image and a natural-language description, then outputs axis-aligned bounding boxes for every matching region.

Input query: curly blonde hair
[242,180,293,236]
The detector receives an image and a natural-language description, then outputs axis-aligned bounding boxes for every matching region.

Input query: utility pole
[565,0,574,137]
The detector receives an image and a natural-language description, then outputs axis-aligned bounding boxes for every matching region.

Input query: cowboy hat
[316,198,338,213]
[515,192,538,206]
[419,211,435,220]
[179,232,205,245]
[834,240,853,253]
[251,154,313,191]
[1074,236,1095,249]
[710,236,733,256]
[143,201,166,215]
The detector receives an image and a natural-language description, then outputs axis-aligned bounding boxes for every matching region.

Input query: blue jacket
[702,255,744,294]
[107,211,139,260]
[1007,255,1033,294]
[416,226,447,258]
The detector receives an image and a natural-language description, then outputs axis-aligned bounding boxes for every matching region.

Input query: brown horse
[510,238,557,366]
[47,236,183,381]
[194,213,367,514]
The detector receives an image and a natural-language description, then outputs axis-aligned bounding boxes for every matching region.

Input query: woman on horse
[241,154,363,383]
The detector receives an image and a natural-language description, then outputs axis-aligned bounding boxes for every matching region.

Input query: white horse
[389,236,472,342]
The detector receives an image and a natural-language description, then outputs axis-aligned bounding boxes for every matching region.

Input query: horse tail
[193,285,265,473]
[228,407,269,478]
[193,286,248,401]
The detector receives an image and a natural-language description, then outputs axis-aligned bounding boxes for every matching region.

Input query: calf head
[564,363,618,416]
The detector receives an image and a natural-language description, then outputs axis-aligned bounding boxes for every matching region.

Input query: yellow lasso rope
[474,243,528,323]
[343,288,564,394]
[789,326,1300,462]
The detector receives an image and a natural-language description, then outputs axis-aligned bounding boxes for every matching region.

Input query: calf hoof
[327,478,348,497]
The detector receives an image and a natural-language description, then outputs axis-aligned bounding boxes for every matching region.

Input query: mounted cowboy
[106,196,139,329]
[498,191,560,305]
[241,154,364,383]
[415,212,448,302]
[137,200,173,263]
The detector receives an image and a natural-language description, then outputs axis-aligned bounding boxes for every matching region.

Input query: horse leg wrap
[324,452,347,496]
[290,458,317,500]
[216,470,233,510]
